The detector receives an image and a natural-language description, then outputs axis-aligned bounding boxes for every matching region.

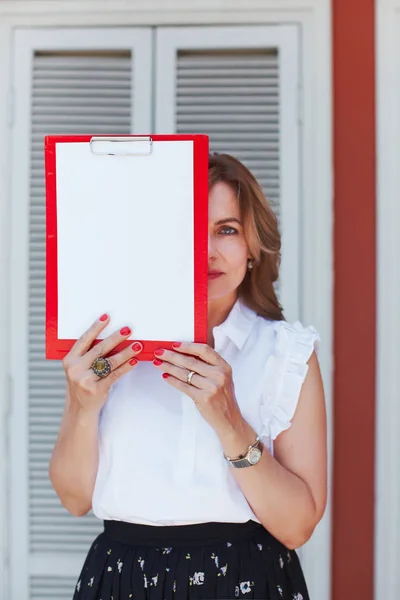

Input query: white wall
[0,1,332,599]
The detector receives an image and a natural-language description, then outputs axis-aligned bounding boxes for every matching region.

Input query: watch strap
[228,457,253,468]
[224,436,263,468]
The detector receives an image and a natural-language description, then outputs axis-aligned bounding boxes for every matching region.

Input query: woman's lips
[208,271,223,280]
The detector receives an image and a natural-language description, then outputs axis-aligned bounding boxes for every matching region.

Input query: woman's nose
[208,234,217,259]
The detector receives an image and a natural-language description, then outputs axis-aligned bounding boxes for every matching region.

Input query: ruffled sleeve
[259,320,320,447]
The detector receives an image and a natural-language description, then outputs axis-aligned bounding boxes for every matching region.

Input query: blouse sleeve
[259,320,320,446]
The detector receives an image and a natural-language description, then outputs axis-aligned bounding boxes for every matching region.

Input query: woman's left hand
[152,343,244,435]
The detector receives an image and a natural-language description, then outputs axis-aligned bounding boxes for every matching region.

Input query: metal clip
[90,136,153,156]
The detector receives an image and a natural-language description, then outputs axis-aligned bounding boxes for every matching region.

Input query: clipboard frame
[45,134,209,361]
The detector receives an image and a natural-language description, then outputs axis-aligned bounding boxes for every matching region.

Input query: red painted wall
[332,1,376,599]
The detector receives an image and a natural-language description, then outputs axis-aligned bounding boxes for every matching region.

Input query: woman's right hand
[62,314,142,414]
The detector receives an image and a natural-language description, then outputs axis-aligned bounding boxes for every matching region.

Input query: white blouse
[92,300,319,526]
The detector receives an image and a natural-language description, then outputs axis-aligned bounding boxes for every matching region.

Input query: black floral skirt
[73,519,309,600]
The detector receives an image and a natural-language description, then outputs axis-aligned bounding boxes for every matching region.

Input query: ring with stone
[186,370,196,385]
[91,357,111,378]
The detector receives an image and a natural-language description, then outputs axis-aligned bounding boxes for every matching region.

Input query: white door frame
[0,2,332,599]
[375,1,400,598]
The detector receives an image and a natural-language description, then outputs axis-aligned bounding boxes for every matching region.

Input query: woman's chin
[207,283,238,303]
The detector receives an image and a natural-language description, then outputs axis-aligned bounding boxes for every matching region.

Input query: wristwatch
[224,436,264,468]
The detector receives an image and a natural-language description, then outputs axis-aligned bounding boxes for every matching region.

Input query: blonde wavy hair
[208,153,285,322]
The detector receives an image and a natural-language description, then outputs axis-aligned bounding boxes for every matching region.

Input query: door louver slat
[176,50,280,207]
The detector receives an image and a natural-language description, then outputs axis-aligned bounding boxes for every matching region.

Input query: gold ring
[186,370,196,385]
[91,357,111,378]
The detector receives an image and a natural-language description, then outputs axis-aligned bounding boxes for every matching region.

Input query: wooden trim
[332,1,376,599]
[0,0,326,18]
[375,2,400,598]
[0,24,12,600]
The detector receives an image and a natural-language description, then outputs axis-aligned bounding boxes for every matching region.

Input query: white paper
[56,140,195,341]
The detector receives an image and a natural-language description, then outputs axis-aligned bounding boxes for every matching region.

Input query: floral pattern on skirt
[73,521,309,600]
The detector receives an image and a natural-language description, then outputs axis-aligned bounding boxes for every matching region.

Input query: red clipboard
[45,134,209,361]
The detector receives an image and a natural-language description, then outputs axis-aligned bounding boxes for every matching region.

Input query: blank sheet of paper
[55,140,195,343]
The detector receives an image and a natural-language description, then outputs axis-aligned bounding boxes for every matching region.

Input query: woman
[49,153,327,600]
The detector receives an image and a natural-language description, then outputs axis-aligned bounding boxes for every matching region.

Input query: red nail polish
[154,349,164,357]
[129,358,138,366]
[99,314,108,322]
[153,359,163,367]
[162,373,169,379]
[172,342,182,348]
[132,342,142,352]
[120,327,131,336]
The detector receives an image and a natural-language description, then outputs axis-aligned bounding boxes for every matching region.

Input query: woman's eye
[219,226,238,235]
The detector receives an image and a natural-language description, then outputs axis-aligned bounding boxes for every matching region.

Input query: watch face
[248,448,262,464]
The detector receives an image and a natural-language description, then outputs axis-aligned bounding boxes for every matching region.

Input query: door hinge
[297,83,303,126]
[5,372,13,419]
[7,88,14,128]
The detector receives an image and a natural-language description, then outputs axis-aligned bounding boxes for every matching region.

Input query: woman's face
[208,181,250,302]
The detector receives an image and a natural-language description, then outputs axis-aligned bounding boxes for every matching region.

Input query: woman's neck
[207,293,238,347]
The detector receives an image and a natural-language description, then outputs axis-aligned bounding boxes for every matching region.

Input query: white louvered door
[10,28,152,600]
[154,26,330,599]
[10,23,305,600]
[155,26,301,321]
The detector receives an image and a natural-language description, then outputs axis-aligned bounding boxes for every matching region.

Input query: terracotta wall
[332,1,376,599]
